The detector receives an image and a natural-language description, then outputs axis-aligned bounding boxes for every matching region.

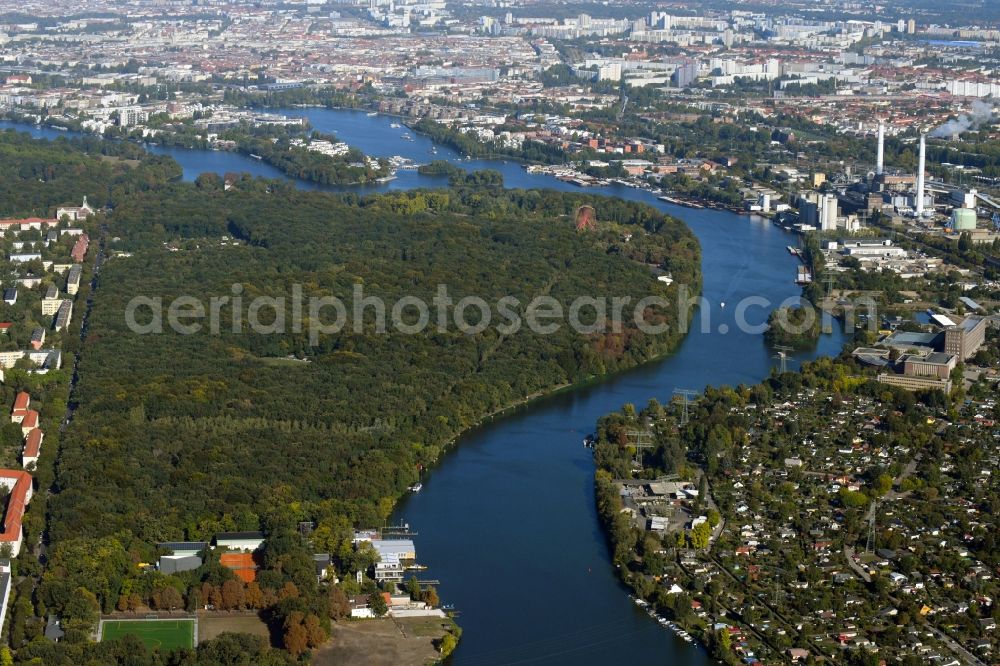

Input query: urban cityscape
[0,0,997,664]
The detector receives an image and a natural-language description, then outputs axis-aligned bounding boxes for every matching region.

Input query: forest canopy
[0,111,704,666]
[7,134,702,555]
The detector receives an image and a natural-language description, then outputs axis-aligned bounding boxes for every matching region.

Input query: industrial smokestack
[916,132,926,217]
[876,122,885,176]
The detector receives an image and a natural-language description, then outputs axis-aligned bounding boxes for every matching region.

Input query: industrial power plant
[777,117,1000,249]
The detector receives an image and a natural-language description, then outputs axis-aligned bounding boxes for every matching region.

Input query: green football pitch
[101,619,196,651]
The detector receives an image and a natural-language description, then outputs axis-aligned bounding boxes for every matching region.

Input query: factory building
[944,317,988,361]
[820,193,838,230]
[840,239,907,260]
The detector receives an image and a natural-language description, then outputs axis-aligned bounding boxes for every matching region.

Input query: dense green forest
[416,159,465,178]
[0,130,701,662]
[136,121,391,186]
[2,109,389,186]
[220,87,370,111]
[0,129,180,215]
[53,172,700,544]
[763,306,822,350]
[226,133,390,186]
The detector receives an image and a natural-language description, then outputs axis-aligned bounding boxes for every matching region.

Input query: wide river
[2,111,846,664]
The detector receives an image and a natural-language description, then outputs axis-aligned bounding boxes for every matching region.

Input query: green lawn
[101,619,195,651]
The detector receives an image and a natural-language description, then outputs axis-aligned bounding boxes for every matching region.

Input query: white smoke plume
[930,99,996,138]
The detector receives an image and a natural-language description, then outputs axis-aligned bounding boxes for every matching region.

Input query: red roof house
[20,410,39,436]
[10,392,30,423]
[71,234,90,262]
[0,469,32,556]
[22,429,43,467]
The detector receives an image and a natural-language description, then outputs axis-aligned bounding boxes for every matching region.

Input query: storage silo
[951,207,977,231]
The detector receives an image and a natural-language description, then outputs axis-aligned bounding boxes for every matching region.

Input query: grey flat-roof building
[157,541,209,557]
[314,553,332,580]
[54,300,73,331]
[881,330,939,352]
[851,347,891,367]
[214,531,265,552]
[0,569,10,633]
[66,265,83,295]
[902,351,957,380]
[44,615,65,642]
[959,296,982,312]
[159,554,203,575]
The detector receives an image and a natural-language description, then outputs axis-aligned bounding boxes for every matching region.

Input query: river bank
[0,110,847,664]
[318,616,455,666]
[1,109,397,187]
[590,343,1000,664]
